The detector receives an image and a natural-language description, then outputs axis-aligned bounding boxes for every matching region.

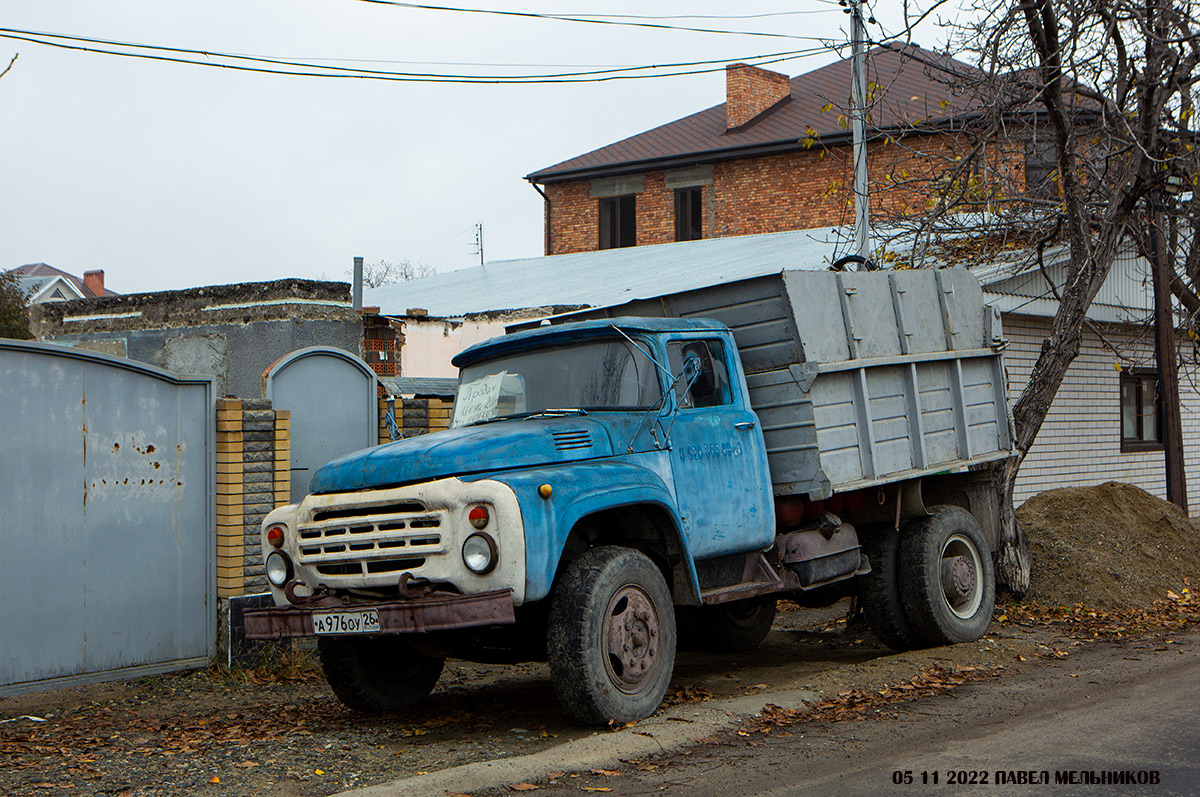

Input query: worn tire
[547,546,677,726]
[859,527,921,650]
[318,635,444,713]
[678,596,776,652]
[898,506,996,646]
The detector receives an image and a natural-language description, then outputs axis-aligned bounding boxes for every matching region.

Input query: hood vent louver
[552,429,593,451]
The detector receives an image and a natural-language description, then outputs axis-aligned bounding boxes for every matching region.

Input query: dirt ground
[3,483,1198,796]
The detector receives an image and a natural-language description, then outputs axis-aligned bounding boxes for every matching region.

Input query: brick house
[526,45,1033,256]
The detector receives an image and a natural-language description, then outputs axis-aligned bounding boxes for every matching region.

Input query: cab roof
[451,316,728,368]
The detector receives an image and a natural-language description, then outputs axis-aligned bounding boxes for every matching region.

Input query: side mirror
[682,344,717,399]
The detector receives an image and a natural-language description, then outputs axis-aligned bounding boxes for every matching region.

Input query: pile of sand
[1017,481,1200,610]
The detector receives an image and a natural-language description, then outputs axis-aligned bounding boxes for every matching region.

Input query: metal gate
[263,346,378,503]
[0,341,215,694]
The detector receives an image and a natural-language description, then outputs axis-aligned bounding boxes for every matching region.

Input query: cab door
[663,337,775,559]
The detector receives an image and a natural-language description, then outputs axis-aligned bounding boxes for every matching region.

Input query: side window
[1121,369,1163,451]
[666,339,732,408]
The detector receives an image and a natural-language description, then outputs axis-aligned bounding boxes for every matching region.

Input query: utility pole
[846,0,870,266]
[1148,197,1187,510]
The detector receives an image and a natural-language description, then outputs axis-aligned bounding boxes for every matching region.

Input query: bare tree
[864,0,1200,593]
[353,259,438,289]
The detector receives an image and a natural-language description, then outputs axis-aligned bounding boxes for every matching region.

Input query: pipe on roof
[529,180,551,256]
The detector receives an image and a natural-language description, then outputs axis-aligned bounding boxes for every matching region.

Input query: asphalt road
[484,630,1200,796]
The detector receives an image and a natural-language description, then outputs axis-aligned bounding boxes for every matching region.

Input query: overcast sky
[0,1,952,294]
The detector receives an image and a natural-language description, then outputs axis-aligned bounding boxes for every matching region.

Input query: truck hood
[310,417,618,493]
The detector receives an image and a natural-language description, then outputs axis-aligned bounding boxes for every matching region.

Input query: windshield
[451,338,662,427]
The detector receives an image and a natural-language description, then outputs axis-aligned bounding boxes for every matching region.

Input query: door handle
[734,421,756,430]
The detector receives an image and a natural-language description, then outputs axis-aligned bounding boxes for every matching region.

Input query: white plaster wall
[399,318,510,378]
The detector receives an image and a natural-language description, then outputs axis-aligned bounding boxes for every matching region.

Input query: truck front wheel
[318,635,444,713]
[547,546,677,725]
[898,506,996,646]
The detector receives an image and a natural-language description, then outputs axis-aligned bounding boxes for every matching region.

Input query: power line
[0,27,832,83]
[350,0,831,41]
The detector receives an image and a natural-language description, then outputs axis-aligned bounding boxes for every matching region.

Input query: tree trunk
[991,454,1031,596]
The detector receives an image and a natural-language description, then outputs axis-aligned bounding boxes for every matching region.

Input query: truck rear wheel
[898,506,996,646]
[318,635,444,713]
[859,527,921,650]
[547,546,677,726]
[678,596,776,652]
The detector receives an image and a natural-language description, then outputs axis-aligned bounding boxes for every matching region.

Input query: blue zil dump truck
[246,268,1013,725]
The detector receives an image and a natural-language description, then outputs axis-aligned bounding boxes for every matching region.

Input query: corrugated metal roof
[528,45,980,182]
[378,376,458,397]
[367,223,1156,324]
[365,229,847,317]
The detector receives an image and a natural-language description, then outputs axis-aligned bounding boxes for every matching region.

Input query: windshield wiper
[465,408,589,428]
[523,408,589,420]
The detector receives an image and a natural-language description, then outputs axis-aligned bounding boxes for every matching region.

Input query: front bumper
[244,588,516,640]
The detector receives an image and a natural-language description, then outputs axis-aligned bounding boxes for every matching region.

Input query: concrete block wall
[215,398,291,598]
[377,397,454,443]
[1002,314,1200,511]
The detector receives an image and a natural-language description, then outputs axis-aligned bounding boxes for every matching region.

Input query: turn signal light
[468,506,490,530]
[266,525,286,548]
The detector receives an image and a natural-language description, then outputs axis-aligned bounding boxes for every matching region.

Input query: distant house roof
[527,45,980,184]
[9,263,117,298]
[16,274,86,303]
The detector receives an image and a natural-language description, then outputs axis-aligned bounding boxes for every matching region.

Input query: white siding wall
[1003,313,1200,512]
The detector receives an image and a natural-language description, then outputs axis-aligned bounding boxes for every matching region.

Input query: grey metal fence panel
[0,341,215,694]
[263,347,378,503]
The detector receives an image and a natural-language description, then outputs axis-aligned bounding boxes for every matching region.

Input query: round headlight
[266,551,293,587]
[462,532,497,574]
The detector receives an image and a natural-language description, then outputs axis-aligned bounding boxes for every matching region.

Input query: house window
[674,187,703,241]
[1121,370,1163,451]
[598,194,636,249]
[1024,140,1058,199]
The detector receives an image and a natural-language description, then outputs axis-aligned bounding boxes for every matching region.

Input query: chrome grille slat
[296,502,448,578]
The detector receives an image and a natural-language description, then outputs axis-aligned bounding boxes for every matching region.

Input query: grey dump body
[520,268,1012,500]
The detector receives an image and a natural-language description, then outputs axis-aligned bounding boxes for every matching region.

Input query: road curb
[334,688,818,796]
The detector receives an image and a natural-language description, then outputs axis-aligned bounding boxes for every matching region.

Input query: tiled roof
[8,263,116,298]
[528,45,981,183]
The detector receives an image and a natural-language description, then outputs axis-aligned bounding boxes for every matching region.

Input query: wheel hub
[941,554,976,606]
[605,586,660,694]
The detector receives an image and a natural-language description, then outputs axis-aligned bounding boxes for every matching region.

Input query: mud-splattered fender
[473,459,699,604]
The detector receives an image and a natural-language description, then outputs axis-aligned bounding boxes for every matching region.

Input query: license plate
[312,610,381,635]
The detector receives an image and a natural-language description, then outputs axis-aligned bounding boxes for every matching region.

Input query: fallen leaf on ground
[590,769,620,776]
[509,783,540,791]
